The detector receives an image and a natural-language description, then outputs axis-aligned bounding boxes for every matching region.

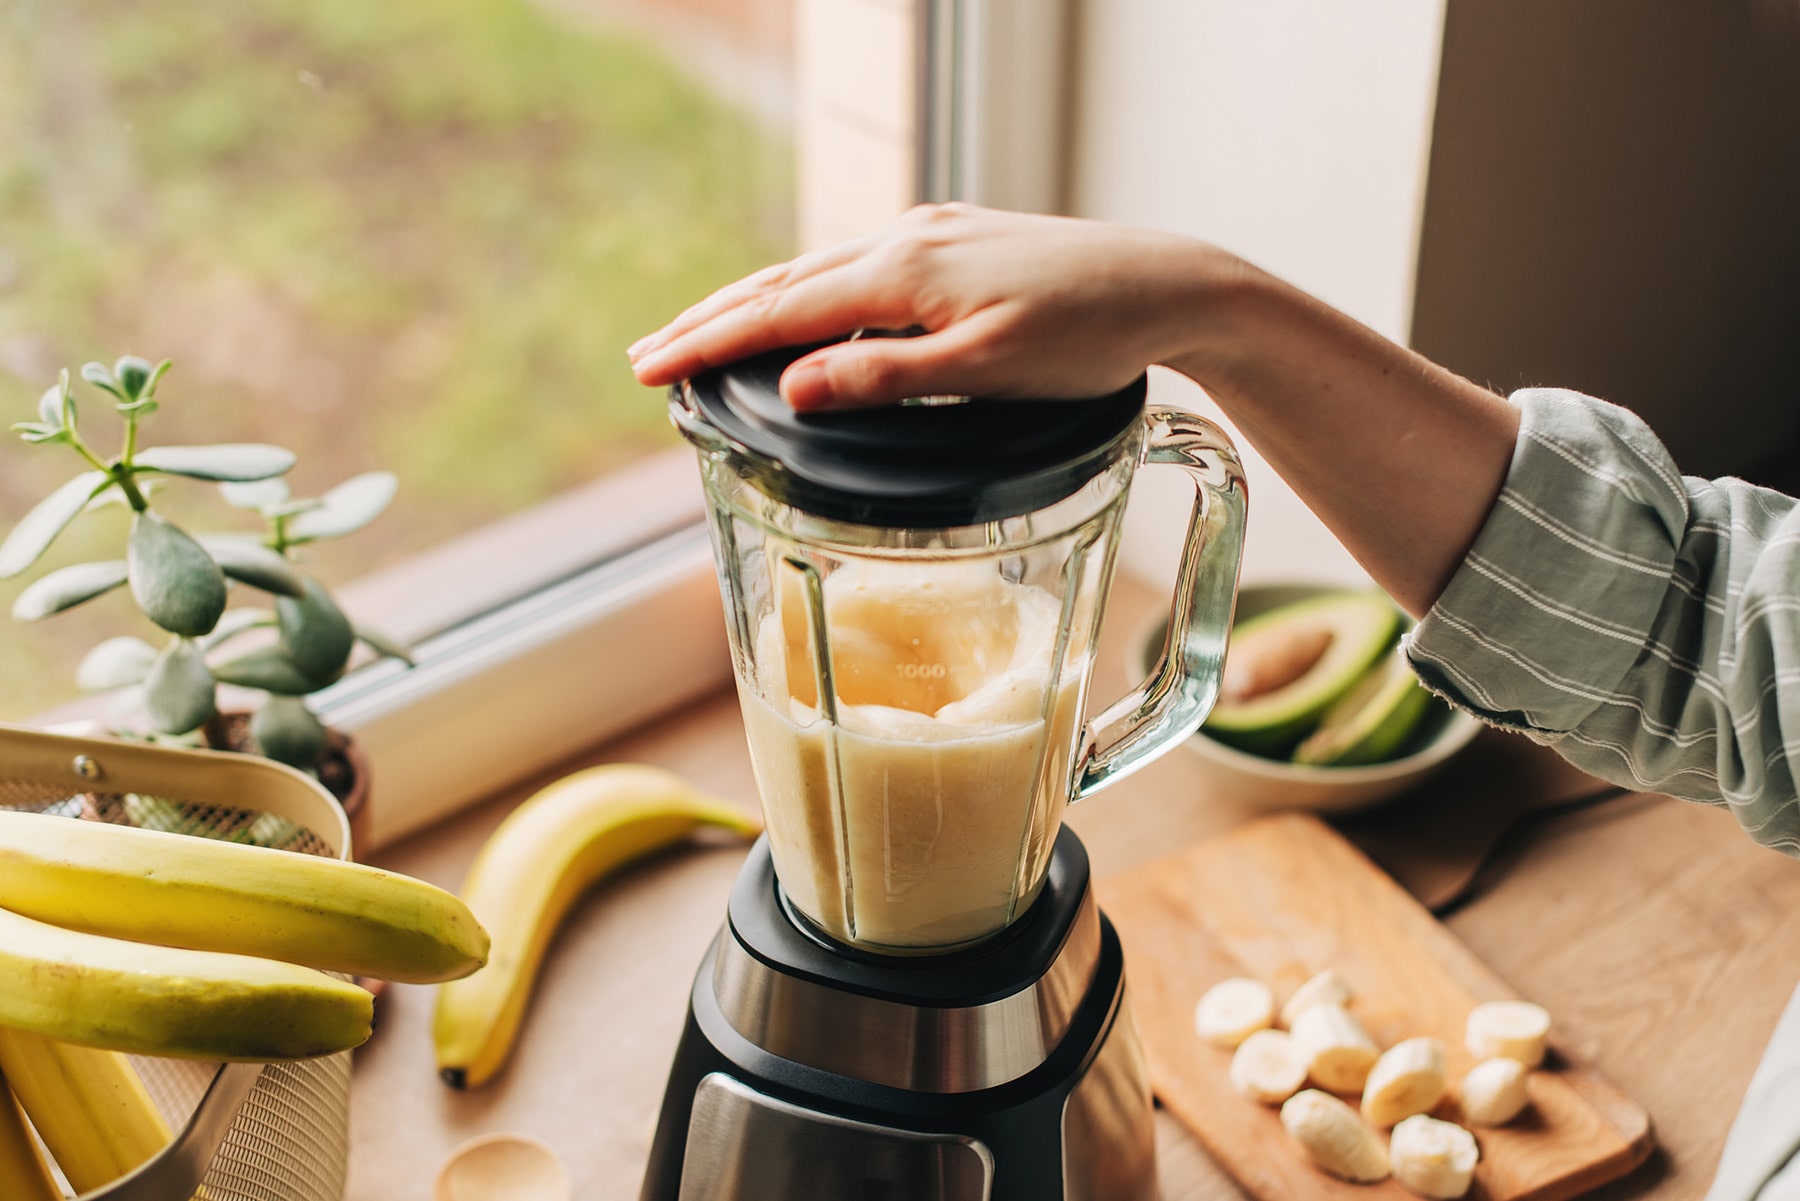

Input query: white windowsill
[312,450,731,852]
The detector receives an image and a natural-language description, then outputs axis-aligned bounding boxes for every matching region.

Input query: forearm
[1162,258,1519,617]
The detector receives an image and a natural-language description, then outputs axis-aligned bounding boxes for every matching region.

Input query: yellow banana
[0,903,372,1060]
[433,763,760,1089]
[0,808,489,984]
[0,1028,171,1195]
[0,1061,60,1201]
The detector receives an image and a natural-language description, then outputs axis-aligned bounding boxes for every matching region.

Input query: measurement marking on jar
[897,662,948,679]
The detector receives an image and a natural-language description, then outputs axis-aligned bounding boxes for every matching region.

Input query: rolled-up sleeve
[1405,388,1800,854]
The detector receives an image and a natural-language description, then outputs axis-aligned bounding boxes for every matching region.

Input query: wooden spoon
[434,1133,571,1201]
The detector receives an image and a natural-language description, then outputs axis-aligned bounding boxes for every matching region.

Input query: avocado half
[1202,591,1401,757]
[1292,648,1434,766]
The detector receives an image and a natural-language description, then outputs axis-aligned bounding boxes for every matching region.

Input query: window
[0,0,795,719]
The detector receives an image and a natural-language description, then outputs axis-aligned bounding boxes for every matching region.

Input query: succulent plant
[2,356,408,772]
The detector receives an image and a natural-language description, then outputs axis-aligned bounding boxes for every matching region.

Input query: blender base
[638,831,1158,1201]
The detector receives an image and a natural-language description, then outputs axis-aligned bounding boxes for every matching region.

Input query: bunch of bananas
[0,808,490,1195]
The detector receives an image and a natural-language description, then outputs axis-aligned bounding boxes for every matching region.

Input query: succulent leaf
[133,443,296,482]
[211,645,328,695]
[143,359,173,398]
[251,696,331,769]
[286,472,397,543]
[0,471,110,579]
[11,560,129,621]
[201,606,277,651]
[13,423,64,445]
[113,356,153,399]
[198,535,306,598]
[128,512,228,636]
[37,378,65,427]
[77,636,160,691]
[218,478,291,511]
[276,577,356,679]
[80,361,124,399]
[143,638,217,734]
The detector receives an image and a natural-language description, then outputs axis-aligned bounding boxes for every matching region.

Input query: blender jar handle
[1072,406,1248,802]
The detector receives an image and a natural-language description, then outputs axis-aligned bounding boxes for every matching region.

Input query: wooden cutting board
[1100,812,1653,1201]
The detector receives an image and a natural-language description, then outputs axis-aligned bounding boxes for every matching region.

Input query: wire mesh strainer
[0,722,354,1201]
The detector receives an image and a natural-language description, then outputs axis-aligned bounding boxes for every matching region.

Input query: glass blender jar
[673,337,1247,955]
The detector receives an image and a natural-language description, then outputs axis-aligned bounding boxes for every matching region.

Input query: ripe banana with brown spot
[433,764,761,1089]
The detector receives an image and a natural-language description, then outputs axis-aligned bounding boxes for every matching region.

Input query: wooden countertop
[345,580,1800,1200]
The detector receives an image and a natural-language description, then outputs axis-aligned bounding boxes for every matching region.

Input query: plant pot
[211,711,372,860]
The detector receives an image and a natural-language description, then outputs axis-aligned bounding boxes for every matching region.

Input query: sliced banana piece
[1280,968,1353,1028]
[1280,1089,1389,1182]
[1458,1056,1531,1126]
[1195,977,1275,1048]
[1362,1036,1448,1127]
[1230,1029,1308,1104]
[1465,1000,1550,1067]
[1390,1114,1480,1199]
[1290,1003,1379,1094]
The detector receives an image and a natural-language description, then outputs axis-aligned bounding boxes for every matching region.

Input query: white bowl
[1131,583,1482,814]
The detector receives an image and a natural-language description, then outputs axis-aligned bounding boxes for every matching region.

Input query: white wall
[1066,1,1448,592]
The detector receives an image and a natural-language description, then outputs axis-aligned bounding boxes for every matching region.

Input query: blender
[641,335,1247,1201]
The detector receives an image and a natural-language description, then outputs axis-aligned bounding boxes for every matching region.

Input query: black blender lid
[676,334,1145,528]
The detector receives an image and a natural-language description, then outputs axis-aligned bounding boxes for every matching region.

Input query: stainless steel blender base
[640,831,1158,1201]
[672,982,1156,1201]
[680,1072,996,1200]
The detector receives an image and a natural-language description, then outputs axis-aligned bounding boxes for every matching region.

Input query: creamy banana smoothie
[739,560,1087,950]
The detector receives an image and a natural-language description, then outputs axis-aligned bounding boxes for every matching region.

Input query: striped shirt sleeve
[1404,388,1800,855]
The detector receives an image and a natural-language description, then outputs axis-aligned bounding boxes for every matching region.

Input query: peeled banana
[1280,1089,1389,1182]
[1458,1056,1530,1126]
[1229,1029,1306,1104]
[1290,1003,1379,1094]
[1194,977,1275,1048]
[1389,1114,1479,1199]
[433,763,761,1089]
[1280,968,1352,1029]
[0,1063,60,1201]
[1361,1036,1447,1128]
[0,1028,171,1195]
[0,807,489,984]
[0,903,372,1060]
[1465,1000,1550,1067]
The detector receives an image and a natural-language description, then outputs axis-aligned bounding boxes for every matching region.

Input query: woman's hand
[631,201,1518,616]
[628,203,1248,410]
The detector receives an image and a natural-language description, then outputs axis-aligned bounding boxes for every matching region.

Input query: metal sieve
[0,722,354,1201]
